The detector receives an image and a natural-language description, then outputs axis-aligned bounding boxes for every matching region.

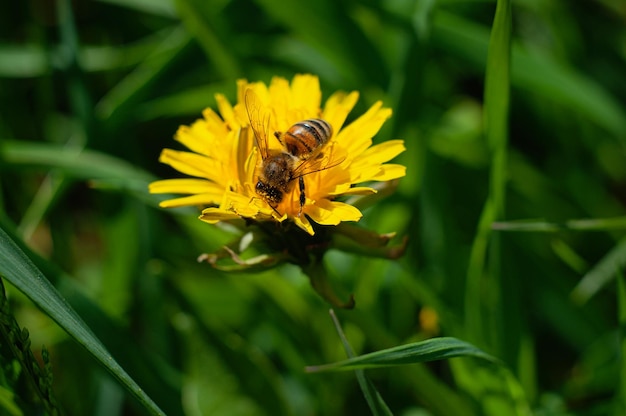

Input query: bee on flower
[150,74,405,235]
[149,74,406,307]
[246,87,341,217]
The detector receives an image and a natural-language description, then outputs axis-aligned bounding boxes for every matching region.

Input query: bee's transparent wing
[244,88,271,160]
[292,139,347,179]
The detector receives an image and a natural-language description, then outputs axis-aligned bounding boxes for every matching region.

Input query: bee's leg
[298,176,306,217]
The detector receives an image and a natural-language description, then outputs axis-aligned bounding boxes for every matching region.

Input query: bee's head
[256,181,283,205]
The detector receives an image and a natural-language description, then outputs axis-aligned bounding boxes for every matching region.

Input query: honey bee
[245,89,342,216]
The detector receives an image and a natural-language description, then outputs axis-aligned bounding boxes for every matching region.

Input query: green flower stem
[302,258,355,309]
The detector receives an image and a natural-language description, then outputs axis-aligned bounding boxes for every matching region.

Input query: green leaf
[329,309,393,416]
[305,337,499,373]
[0,226,165,416]
[571,236,626,305]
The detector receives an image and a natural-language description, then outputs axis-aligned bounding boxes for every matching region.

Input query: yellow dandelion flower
[149,74,405,235]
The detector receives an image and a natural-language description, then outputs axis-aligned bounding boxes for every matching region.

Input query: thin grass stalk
[616,272,626,415]
[464,0,512,352]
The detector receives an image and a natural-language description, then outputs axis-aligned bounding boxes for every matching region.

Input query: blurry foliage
[0,278,60,416]
[0,0,625,415]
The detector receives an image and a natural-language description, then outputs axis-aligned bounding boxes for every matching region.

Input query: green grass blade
[253,0,386,86]
[0,45,48,78]
[493,217,626,232]
[0,140,153,183]
[16,174,66,242]
[14,0,91,245]
[305,337,499,373]
[97,0,177,17]
[571,236,626,305]
[307,336,531,416]
[0,32,176,78]
[0,215,184,415]
[329,309,393,416]
[616,272,626,415]
[95,26,191,124]
[174,0,241,78]
[57,0,93,139]
[0,138,161,201]
[0,227,165,416]
[137,81,232,119]
[0,140,174,215]
[465,0,511,348]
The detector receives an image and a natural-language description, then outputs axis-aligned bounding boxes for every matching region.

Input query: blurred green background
[1,0,625,415]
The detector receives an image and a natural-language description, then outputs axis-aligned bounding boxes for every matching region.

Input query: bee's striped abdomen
[282,119,333,158]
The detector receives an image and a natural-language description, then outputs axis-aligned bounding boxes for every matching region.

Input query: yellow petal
[290,74,321,117]
[243,145,258,185]
[220,190,263,218]
[300,156,352,199]
[159,149,225,182]
[173,121,209,156]
[199,208,242,223]
[323,200,363,222]
[236,79,248,106]
[248,81,270,103]
[234,79,253,126]
[336,102,392,157]
[350,163,407,183]
[366,164,407,182]
[327,186,376,197]
[322,91,359,134]
[202,107,229,137]
[173,110,229,157]
[229,201,260,217]
[345,140,406,183]
[159,193,221,208]
[267,77,293,131]
[357,140,406,165]
[227,127,255,186]
[293,215,314,235]
[215,94,237,130]
[238,80,271,124]
[149,178,221,194]
[305,199,362,226]
[269,77,289,105]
